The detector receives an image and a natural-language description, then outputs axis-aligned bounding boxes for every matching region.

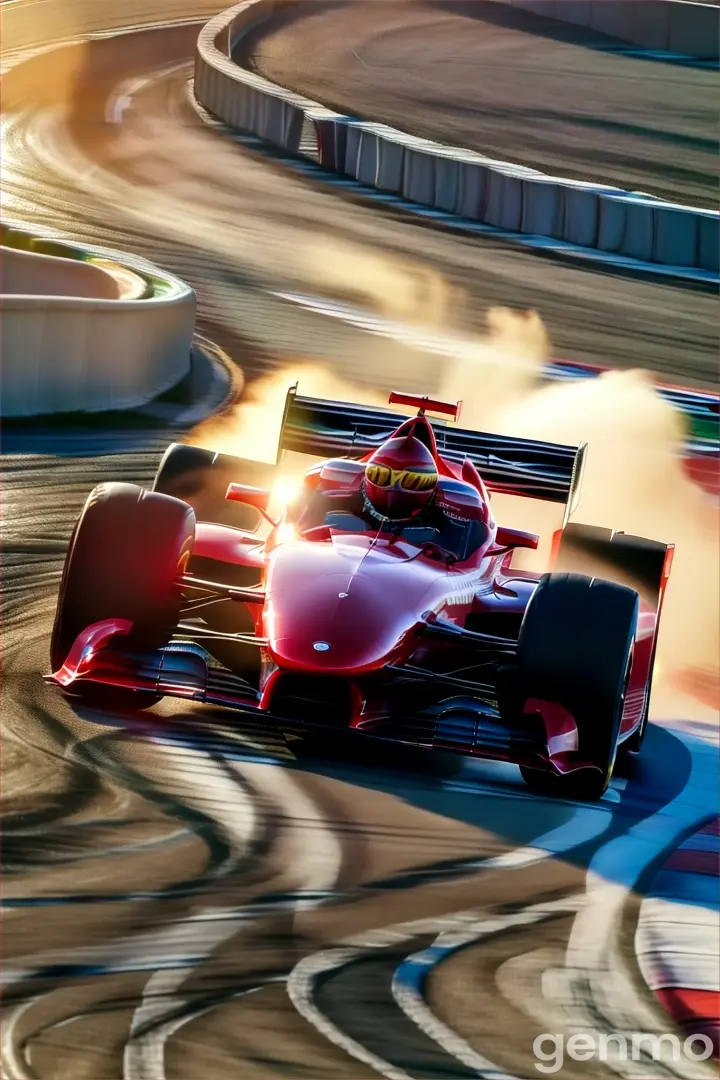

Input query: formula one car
[48,387,673,799]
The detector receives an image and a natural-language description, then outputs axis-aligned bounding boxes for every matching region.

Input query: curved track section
[1,12,717,385]
[1,3,718,1078]
[237,0,718,208]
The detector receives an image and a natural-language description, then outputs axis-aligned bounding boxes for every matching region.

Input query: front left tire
[51,483,195,710]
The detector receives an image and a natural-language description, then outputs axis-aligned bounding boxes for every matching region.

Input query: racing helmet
[364,434,438,520]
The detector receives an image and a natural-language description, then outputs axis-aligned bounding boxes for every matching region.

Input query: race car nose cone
[264,539,435,675]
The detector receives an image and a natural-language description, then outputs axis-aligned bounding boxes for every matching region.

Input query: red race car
[48,387,673,799]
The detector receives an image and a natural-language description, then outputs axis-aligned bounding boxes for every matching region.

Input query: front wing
[47,619,605,777]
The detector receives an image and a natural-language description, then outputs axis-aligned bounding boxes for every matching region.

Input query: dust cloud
[494,368,719,713]
[192,307,548,457]
[192,362,386,464]
[438,307,549,419]
[191,308,719,717]
[299,238,465,326]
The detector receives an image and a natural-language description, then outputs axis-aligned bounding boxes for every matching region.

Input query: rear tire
[152,443,275,531]
[152,443,276,682]
[557,525,668,608]
[503,573,638,800]
[51,483,195,710]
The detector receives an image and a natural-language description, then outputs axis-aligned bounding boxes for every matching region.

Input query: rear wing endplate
[278,388,586,520]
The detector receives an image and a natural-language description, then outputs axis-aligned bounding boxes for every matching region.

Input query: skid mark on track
[1,728,344,1079]
[121,728,342,1080]
[285,805,611,1078]
[124,972,279,1080]
[289,948,415,1080]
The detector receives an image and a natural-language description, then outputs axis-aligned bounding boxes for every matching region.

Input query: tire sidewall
[51,483,195,673]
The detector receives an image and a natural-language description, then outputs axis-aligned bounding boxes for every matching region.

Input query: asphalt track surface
[238,0,719,208]
[1,2,719,1079]
[1,7,718,387]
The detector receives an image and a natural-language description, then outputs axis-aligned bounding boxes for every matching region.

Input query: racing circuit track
[237,0,718,208]
[1,2,719,1078]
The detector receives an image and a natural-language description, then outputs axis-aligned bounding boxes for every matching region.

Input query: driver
[292,432,486,560]
[362,434,439,525]
[362,436,489,561]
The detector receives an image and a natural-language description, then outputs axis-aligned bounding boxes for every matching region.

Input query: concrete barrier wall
[1,296,196,415]
[194,1,719,276]
[194,0,325,153]
[503,0,719,60]
[315,118,717,273]
[0,225,196,416]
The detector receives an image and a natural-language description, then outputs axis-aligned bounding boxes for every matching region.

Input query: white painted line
[288,947,415,1080]
[0,0,52,8]
[392,898,584,1080]
[104,62,192,126]
[107,94,132,125]
[124,968,199,1080]
[272,290,545,371]
[1,999,37,1080]
[124,977,278,1080]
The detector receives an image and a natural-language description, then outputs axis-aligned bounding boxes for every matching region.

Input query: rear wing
[278,388,586,519]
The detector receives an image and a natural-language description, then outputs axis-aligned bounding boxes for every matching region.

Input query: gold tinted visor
[366,464,437,491]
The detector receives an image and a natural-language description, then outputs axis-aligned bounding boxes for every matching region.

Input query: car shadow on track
[77,699,710,904]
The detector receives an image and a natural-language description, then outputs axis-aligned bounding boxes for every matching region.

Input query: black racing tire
[152,443,275,531]
[51,483,195,710]
[557,524,668,761]
[507,572,639,800]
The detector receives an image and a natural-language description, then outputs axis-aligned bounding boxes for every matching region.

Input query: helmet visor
[366,463,437,492]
